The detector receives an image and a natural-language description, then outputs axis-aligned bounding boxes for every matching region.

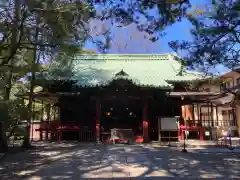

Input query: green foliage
[0,0,195,62]
[0,0,94,149]
[0,0,94,67]
[169,0,240,70]
[0,99,29,139]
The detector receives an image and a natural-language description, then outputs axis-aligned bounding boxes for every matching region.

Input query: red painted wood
[56,124,80,130]
[142,103,148,142]
[200,128,204,140]
[96,99,101,142]
[179,125,204,140]
[135,136,144,143]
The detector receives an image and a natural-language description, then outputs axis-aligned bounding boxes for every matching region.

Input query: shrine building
[26,53,227,143]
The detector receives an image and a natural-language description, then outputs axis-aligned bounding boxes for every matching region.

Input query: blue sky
[84,0,229,74]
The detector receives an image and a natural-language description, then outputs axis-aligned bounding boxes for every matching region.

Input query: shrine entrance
[100,99,143,142]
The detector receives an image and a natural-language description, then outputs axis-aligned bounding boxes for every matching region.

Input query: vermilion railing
[36,122,80,131]
[56,124,80,131]
[35,122,94,141]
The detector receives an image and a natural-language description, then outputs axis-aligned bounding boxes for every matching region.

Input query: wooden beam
[90,95,153,101]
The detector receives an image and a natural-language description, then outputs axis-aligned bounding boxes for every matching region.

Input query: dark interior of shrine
[58,96,182,141]
[101,100,143,135]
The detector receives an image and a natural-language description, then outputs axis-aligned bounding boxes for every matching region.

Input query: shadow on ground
[0,142,240,179]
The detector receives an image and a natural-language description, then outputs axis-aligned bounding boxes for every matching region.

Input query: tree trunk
[0,122,8,153]
[22,20,39,149]
[21,59,36,149]
[21,52,37,149]
[0,73,12,153]
[4,72,12,101]
[0,0,21,152]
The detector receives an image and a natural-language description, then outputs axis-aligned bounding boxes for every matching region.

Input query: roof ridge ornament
[115,69,129,77]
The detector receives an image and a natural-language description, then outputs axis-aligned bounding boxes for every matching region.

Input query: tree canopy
[89,0,192,52]
[0,0,195,60]
[93,0,190,29]
[0,0,94,68]
[169,0,240,70]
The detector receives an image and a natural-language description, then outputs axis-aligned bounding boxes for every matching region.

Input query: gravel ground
[0,142,239,179]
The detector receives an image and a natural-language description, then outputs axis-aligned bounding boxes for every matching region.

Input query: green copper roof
[72,53,204,88]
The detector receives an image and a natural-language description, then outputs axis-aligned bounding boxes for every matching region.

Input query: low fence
[32,122,95,142]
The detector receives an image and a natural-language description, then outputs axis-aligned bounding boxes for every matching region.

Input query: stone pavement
[152,140,221,148]
[0,142,240,179]
[180,147,240,153]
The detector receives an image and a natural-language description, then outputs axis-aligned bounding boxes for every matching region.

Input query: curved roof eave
[73,77,173,89]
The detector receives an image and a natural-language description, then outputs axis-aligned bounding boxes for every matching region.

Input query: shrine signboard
[159,117,178,130]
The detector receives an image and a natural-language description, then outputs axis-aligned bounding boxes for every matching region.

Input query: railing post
[199,105,202,127]
[211,103,214,127]
[96,99,101,144]
[168,131,170,147]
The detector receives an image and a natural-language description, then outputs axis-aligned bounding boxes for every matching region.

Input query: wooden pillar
[211,103,214,127]
[200,105,202,126]
[192,104,195,120]
[96,99,101,143]
[196,104,200,125]
[184,106,188,122]
[216,106,219,126]
[58,129,62,142]
[31,101,35,141]
[177,121,180,141]
[53,107,56,121]
[50,106,55,142]
[192,104,195,126]
[232,106,236,126]
[46,104,50,140]
[200,128,204,140]
[142,103,148,142]
[199,105,204,140]
[207,102,210,127]
[40,100,44,141]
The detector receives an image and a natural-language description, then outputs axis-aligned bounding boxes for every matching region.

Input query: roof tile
[71,54,203,87]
